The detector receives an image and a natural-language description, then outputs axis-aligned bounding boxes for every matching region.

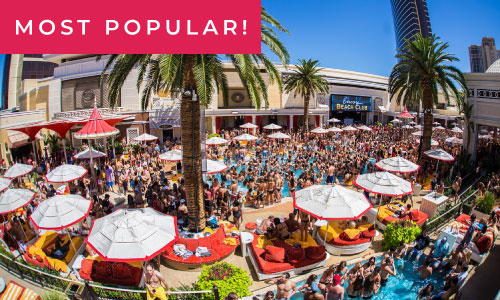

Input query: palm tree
[389,34,467,154]
[101,8,289,232]
[283,59,329,132]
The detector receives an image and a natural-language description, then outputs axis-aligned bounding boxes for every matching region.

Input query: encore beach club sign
[330,94,372,112]
[0,0,260,53]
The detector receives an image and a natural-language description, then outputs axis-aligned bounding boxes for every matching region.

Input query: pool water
[287,256,445,300]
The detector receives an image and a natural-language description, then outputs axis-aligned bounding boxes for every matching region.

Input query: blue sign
[330,94,372,112]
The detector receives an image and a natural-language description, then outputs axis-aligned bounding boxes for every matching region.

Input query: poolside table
[240,231,254,257]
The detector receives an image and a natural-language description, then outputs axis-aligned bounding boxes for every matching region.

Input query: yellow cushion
[255,235,273,249]
[357,224,373,232]
[318,221,344,242]
[284,232,318,248]
[224,237,237,246]
[344,228,361,239]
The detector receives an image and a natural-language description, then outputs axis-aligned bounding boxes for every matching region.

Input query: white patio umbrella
[294,185,372,220]
[234,133,258,141]
[424,148,455,162]
[0,178,12,192]
[390,119,402,124]
[416,138,439,146]
[451,127,463,134]
[73,148,107,160]
[375,156,420,173]
[354,171,413,197]
[86,208,179,261]
[268,132,291,139]
[412,131,423,137]
[311,127,329,134]
[0,189,35,214]
[4,163,34,179]
[327,127,343,133]
[159,149,183,161]
[239,122,258,129]
[263,123,282,130]
[133,133,158,142]
[45,164,88,183]
[342,126,357,131]
[203,160,229,174]
[408,121,417,125]
[445,137,463,145]
[433,121,441,126]
[294,184,373,244]
[413,125,422,130]
[358,125,372,131]
[402,125,413,129]
[29,195,91,230]
[205,136,230,145]
[327,118,341,123]
[434,126,446,130]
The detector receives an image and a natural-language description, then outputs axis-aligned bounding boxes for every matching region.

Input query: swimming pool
[284,256,445,300]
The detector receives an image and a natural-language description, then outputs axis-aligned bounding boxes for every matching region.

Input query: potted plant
[383,220,421,250]
[195,262,252,300]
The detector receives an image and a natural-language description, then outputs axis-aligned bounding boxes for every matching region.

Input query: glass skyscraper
[390,0,432,51]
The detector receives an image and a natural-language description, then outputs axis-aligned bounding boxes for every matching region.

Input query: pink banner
[1,0,261,53]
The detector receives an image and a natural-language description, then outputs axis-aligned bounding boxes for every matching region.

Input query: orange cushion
[475,236,492,254]
[264,246,285,263]
[305,245,325,260]
[245,222,257,230]
[285,248,305,264]
[410,210,419,221]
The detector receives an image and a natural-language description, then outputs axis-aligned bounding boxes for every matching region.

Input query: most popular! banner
[1,0,261,53]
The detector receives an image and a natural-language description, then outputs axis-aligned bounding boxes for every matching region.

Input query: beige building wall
[7,55,23,109]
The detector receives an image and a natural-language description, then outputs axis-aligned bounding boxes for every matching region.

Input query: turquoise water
[285,256,445,300]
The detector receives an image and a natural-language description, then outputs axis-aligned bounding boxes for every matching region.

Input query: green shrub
[476,191,496,214]
[195,262,252,300]
[40,292,67,300]
[208,133,221,139]
[383,220,421,250]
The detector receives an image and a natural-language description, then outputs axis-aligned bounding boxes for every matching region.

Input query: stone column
[289,115,293,130]
[211,116,216,134]
[252,115,257,133]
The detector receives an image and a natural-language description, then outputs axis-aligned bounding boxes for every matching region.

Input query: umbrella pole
[16,218,28,243]
[62,138,68,163]
[112,136,116,162]
[323,223,329,245]
[32,140,37,164]
[66,231,78,254]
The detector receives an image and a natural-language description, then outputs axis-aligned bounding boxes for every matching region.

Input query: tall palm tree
[389,34,467,154]
[100,8,289,232]
[283,59,329,132]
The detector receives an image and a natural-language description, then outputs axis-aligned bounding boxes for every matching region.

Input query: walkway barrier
[0,251,219,300]
[425,175,483,233]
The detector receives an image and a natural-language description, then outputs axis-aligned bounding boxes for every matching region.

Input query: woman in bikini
[231,199,242,229]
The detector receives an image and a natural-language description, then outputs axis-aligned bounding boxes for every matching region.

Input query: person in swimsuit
[299,274,324,300]
[144,263,170,300]
[232,199,242,229]
[326,274,344,300]
[380,257,396,286]
[318,265,336,294]
[361,266,380,299]
[266,272,297,300]
[299,210,310,242]
[418,284,434,300]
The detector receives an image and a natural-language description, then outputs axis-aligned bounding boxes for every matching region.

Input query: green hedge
[195,262,252,300]
[383,220,421,250]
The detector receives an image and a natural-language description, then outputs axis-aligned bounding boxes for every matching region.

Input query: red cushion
[184,239,199,252]
[455,214,471,225]
[213,244,235,258]
[93,261,112,277]
[340,232,360,241]
[330,237,371,246]
[264,246,285,263]
[362,230,376,239]
[475,236,492,254]
[285,248,305,263]
[245,222,257,230]
[182,255,203,264]
[112,263,132,279]
[35,254,44,263]
[305,245,325,260]
[198,237,212,248]
[410,210,419,221]
[382,216,398,225]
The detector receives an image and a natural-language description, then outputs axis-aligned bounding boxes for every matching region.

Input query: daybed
[443,214,497,263]
[79,256,143,287]
[317,221,377,255]
[248,231,329,280]
[375,201,428,230]
[162,226,239,269]
[24,231,84,274]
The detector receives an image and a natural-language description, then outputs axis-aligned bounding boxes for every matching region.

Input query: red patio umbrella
[397,108,413,119]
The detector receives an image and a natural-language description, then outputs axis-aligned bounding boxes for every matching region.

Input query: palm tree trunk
[304,95,310,132]
[181,55,206,232]
[421,84,433,153]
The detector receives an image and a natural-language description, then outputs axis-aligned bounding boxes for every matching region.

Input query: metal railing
[0,251,218,300]
[425,175,484,233]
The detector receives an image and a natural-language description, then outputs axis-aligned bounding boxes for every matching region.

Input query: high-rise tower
[390,0,433,51]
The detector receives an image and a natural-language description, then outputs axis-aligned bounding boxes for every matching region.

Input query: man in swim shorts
[144,263,170,300]
[266,272,296,300]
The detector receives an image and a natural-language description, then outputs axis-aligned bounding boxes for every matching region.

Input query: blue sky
[1,0,500,102]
